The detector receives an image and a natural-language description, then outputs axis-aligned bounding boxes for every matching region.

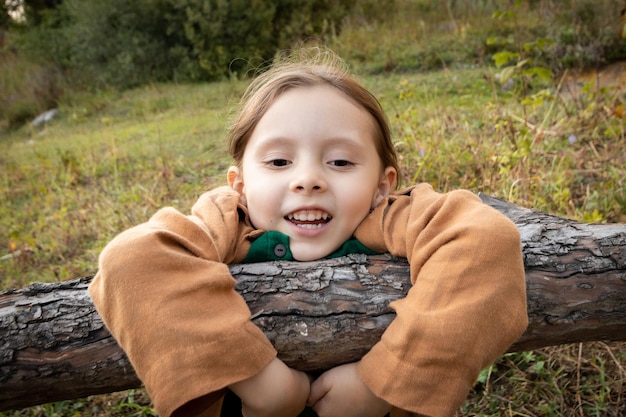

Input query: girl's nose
[290,166,328,193]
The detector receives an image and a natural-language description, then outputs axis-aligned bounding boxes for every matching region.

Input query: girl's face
[228,85,396,261]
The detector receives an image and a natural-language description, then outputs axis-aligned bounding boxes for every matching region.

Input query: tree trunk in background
[1,194,625,411]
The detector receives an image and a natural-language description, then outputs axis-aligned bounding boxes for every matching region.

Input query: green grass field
[1,1,625,415]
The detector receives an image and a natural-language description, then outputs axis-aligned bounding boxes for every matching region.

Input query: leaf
[532,67,554,83]
[492,10,514,20]
[515,59,529,69]
[530,360,545,374]
[534,38,555,49]
[492,51,519,68]
[498,66,516,84]
[476,366,493,384]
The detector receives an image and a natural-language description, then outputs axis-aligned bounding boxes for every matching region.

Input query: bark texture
[1,195,625,411]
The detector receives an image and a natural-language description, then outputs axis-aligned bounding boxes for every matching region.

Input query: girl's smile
[286,208,332,230]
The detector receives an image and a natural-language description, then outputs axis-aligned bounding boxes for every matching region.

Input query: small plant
[487,2,554,105]
[110,390,156,416]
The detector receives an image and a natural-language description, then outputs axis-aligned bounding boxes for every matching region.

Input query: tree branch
[1,195,625,411]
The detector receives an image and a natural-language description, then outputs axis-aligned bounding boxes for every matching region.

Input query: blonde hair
[227,48,399,183]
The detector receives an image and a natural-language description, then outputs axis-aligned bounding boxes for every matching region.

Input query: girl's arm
[353,184,528,416]
[307,363,390,417]
[89,187,277,417]
[230,357,310,417]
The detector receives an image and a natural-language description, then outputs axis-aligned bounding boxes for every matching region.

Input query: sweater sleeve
[354,184,528,417]
[88,187,276,417]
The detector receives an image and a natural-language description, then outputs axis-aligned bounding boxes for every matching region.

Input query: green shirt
[242,230,377,263]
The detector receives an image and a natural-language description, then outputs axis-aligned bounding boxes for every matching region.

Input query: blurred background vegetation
[1,0,625,416]
[2,0,625,128]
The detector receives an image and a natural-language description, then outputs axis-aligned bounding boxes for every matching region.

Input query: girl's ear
[227,166,245,194]
[371,166,397,208]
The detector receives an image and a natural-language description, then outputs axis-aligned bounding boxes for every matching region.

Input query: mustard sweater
[89,184,528,417]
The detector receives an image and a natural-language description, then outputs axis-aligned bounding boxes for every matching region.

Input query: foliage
[60,0,174,88]
[10,0,353,89]
[1,0,353,126]
[389,66,625,224]
[488,2,555,101]
[0,50,63,129]
[0,389,157,416]
[488,0,626,71]
[466,343,625,416]
[4,0,625,129]
[162,0,276,82]
[0,2,12,29]
[330,0,626,75]
[544,0,626,67]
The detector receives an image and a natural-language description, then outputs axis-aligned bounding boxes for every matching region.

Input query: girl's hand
[229,358,310,417]
[307,362,391,417]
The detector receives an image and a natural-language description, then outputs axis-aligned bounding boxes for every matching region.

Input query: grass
[1,82,243,289]
[2,1,626,416]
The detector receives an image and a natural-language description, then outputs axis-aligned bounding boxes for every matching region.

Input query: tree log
[1,195,625,412]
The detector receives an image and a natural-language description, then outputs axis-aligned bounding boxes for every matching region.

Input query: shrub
[159,0,355,81]
[55,0,173,89]
[11,0,354,89]
[0,50,63,130]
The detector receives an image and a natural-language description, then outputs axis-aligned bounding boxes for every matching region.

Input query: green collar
[243,230,377,263]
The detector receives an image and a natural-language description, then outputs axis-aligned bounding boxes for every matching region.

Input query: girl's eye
[268,159,290,167]
[329,160,354,167]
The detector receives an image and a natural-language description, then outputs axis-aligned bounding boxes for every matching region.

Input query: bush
[11,0,354,89]
[13,0,176,89]
[163,0,354,81]
[63,0,174,88]
[162,0,277,81]
[486,0,626,71]
[547,0,626,68]
[0,50,63,130]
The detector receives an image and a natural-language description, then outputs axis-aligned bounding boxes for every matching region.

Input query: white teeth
[299,223,323,229]
[287,210,330,221]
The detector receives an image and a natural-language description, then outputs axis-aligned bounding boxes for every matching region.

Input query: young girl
[89,49,528,417]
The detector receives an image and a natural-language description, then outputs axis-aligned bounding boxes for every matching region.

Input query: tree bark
[1,195,625,412]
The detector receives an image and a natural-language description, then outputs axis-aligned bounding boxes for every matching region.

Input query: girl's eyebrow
[253,136,368,152]
[250,137,294,154]
[322,137,372,156]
